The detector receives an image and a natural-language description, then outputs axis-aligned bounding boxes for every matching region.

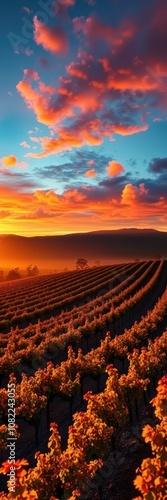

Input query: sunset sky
[0,0,167,235]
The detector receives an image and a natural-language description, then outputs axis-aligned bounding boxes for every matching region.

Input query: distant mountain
[0,229,166,268]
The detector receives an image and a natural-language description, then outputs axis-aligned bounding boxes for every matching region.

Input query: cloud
[29,136,40,143]
[33,150,110,188]
[20,141,30,149]
[148,157,167,174]
[121,183,149,205]
[66,61,87,80]
[73,15,136,47]
[112,124,149,135]
[24,69,39,81]
[0,156,28,168]
[18,208,57,220]
[0,156,167,233]
[16,1,167,163]
[86,159,96,167]
[146,0,167,71]
[84,168,96,178]
[33,16,68,54]
[25,116,105,158]
[0,210,11,218]
[1,156,17,167]
[38,82,55,94]
[106,160,125,176]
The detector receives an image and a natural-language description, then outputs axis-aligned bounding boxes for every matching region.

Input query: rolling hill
[0,229,166,268]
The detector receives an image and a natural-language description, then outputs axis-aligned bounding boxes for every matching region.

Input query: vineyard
[0,260,167,500]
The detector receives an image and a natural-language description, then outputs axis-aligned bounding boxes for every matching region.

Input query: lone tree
[6,268,21,280]
[76,258,89,270]
[26,265,39,277]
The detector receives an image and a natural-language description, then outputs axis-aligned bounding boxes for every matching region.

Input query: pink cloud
[38,82,55,94]
[66,61,87,80]
[33,16,68,54]
[20,141,30,149]
[86,159,95,166]
[24,69,39,81]
[73,15,136,47]
[29,136,40,143]
[106,161,125,176]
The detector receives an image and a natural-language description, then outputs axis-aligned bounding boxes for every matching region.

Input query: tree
[26,265,39,277]
[76,258,89,270]
[6,268,21,280]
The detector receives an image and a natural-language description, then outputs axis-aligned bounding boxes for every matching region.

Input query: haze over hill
[0,229,166,270]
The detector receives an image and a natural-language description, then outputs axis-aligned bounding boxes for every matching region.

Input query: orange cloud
[33,16,68,54]
[0,156,28,168]
[0,178,166,235]
[74,90,101,112]
[84,168,96,177]
[121,183,148,205]
[113,124,149,135]
[25,122,103,158]
[16,73,75,127]
[1,156,17,167]
[106,161,125,176]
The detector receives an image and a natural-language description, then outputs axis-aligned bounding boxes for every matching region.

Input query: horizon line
[0,227,167,238]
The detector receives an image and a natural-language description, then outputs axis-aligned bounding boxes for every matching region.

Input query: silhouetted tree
[26,265,39,277]
[6,268,21,280]
[76,258,88,270]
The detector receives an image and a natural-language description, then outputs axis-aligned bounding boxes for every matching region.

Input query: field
[0,260,167,500]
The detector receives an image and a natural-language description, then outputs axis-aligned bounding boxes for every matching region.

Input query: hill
[0,229,166,268]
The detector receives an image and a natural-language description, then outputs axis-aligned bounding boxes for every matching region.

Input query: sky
[0,0,167,236]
